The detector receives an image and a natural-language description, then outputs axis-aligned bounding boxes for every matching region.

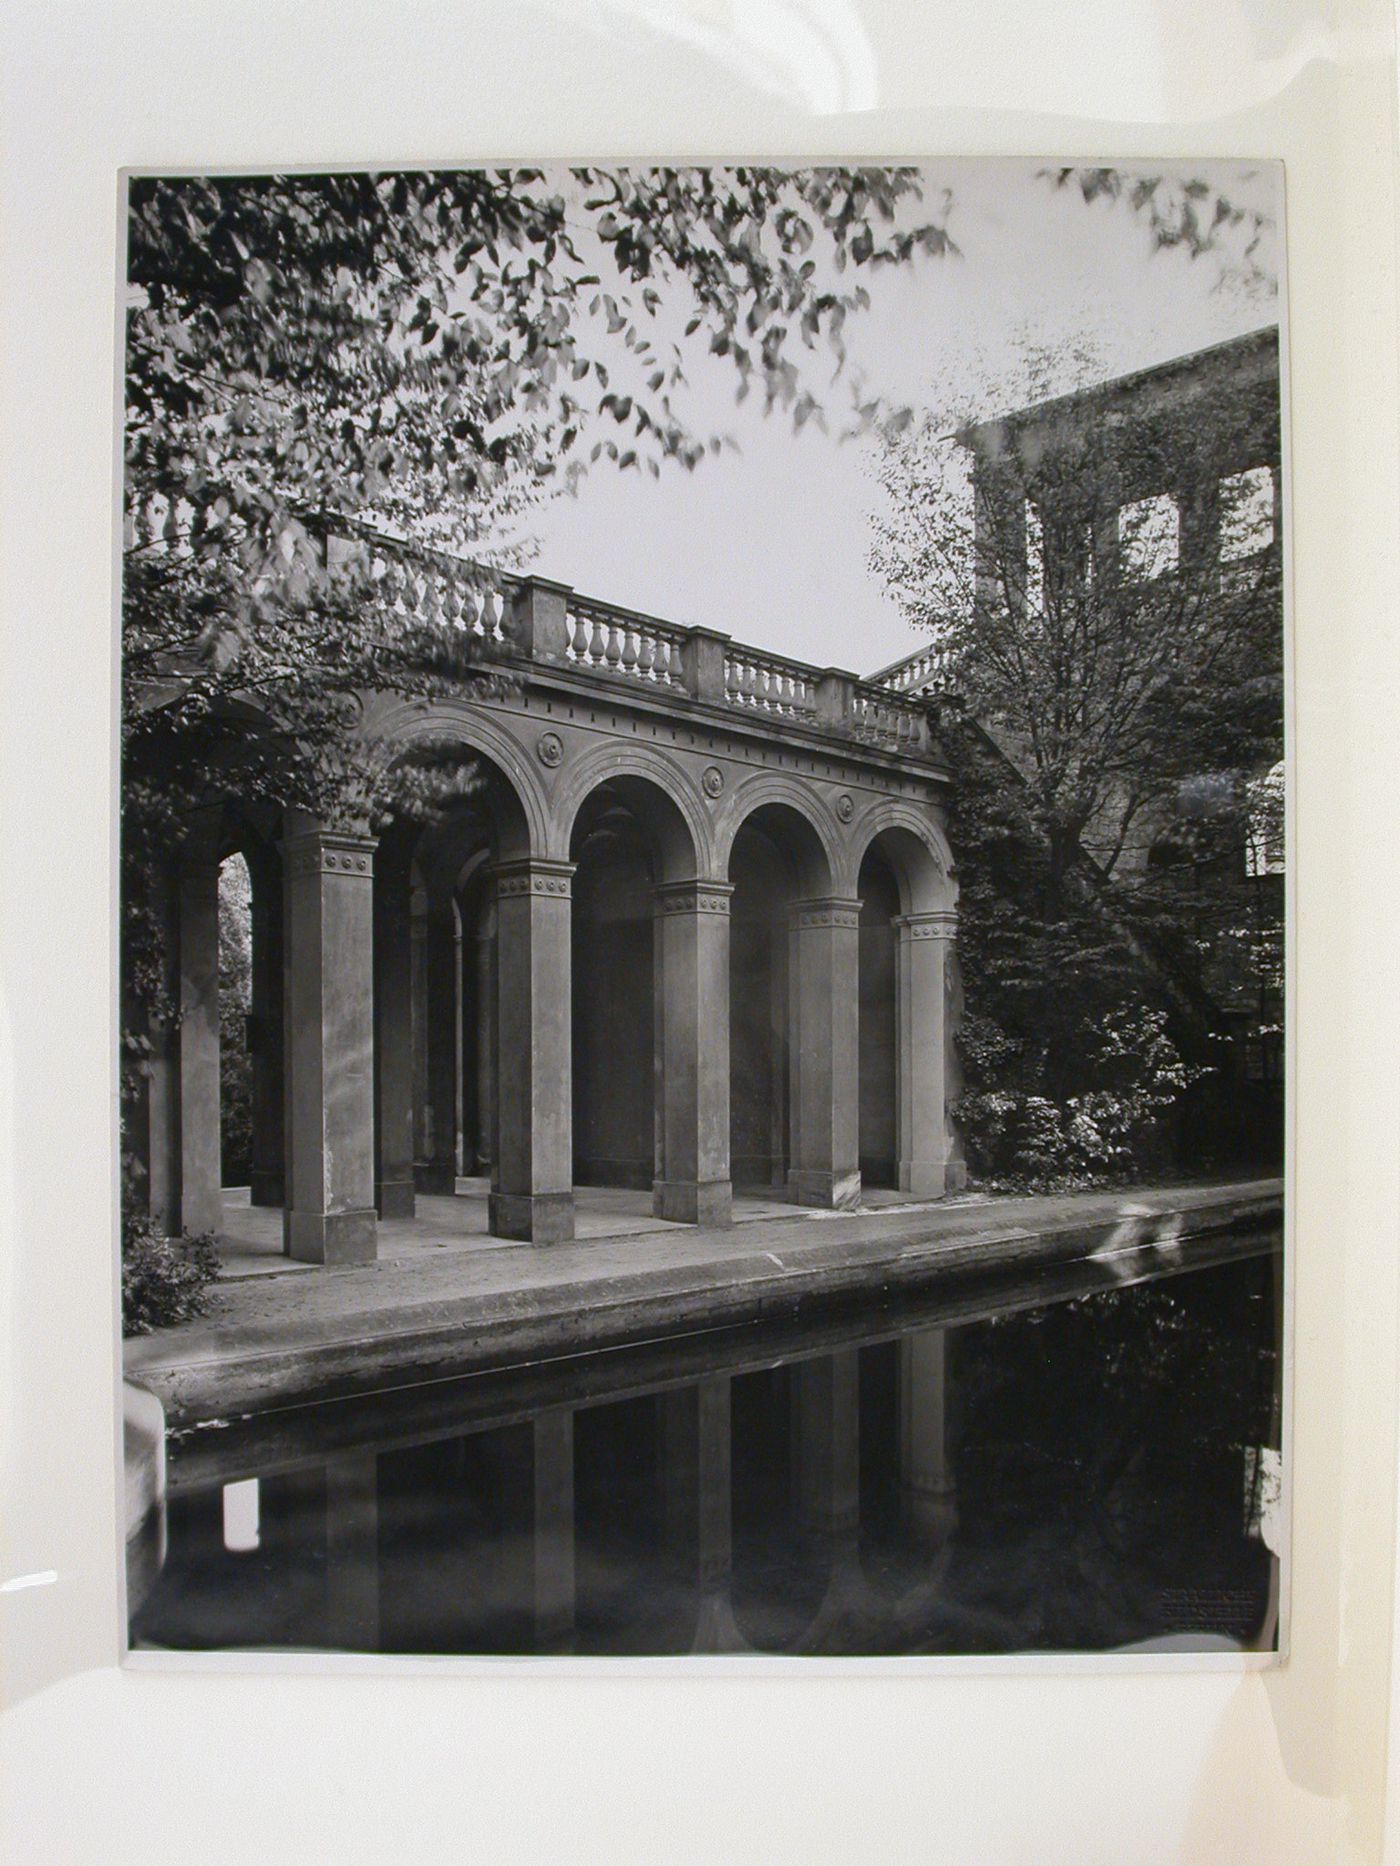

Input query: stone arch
[724,786,849,1206]
[551,740,714,878]
[718,774,841,897]
[369,696,548,862]
[566,765,706,1200]
[847,802,961,1200]
[841,801,956,913]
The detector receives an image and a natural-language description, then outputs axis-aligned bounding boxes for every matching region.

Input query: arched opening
[407,780,518,1198]
[728,820,792,1190]
[726,801,837,1202]
[217,851,253,1191]
[368,747,534,1227]
[857,847,901,1190]
[569,785,658,1190]
[852,820,959,1200]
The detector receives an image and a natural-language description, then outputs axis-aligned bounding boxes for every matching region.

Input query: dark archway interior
[570,785,657,1189]
[728,817,795,1191]
[858,847,901,1189]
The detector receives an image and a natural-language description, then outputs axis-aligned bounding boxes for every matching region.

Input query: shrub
[121,1217,221,1336]
[955,1008,1200,1191]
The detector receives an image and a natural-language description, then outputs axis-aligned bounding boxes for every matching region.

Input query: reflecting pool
[130,1247,1281,1658]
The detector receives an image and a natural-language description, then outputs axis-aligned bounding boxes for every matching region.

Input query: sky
[507,159,1281,679]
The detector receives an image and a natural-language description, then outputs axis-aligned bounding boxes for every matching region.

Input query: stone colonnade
[140,711,960,1262]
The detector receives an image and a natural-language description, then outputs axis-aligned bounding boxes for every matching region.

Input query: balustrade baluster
[636,633,655,679]
[604,619,623,670]
[588,612,607,667]
[620,625,639,674]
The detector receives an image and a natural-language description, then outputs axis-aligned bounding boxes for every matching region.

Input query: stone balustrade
[124,494,938,757]
[869,640,957,698]
[565,594,689,688]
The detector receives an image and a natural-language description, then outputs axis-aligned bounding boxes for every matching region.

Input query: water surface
[131,1249,1281,1658]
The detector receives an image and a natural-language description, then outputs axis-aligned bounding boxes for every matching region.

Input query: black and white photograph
[118,158,1286,1662]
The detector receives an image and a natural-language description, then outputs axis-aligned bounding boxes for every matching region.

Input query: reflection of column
[898,1328,958,1545]
[661,1377,739,1652]
[418,900,461,1194]
[788,899,862,1209]
[653,882,733,1226]
[893,911,957,1198]
[474,899,496,1173]
[282,816,378,1264]
[489,859,575,1243]
[791,1351,860,1544]
[374,844,416,1219]
[533,1410,575,1653]
[248,859,285,1207]
[661,1378,732,1588]
[177,845,223,1235]
[325,1451,379,1652]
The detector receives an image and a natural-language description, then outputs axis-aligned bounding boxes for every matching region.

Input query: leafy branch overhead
[1041,166,1277,287]
[123,166,950,829]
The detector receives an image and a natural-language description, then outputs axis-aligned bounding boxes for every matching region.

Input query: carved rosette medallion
[702,765,725,800]
[836,792,855,823]
[536,730,564,768]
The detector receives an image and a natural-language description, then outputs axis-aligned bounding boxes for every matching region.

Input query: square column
[893,910,957,1198]
[123,863,180,1234]
[787,898,862,1209]
[282,820,378,1265]
[373,847,415,1219]
[176,848,223,1236]
[471,901,497,1173]
[653,881,733,1227]
[488,859,575,1243]
[416,901,461,1194]
[247,862,285,1207]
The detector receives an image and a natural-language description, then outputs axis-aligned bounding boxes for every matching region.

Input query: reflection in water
[132,1253,1280,1657]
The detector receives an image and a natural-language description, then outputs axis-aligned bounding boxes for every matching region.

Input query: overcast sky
[510,159,1281,678]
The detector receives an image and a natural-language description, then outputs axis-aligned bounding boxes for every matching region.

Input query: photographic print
[119,160,1285,1660]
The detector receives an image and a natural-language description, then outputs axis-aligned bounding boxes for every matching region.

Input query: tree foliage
[122,164,949,999]
[872,335,1284,1183]
[872,337,1282,901]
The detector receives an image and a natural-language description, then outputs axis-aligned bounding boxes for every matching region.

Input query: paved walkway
[127,1177,1282,1427]
[217,1178,853,1278]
